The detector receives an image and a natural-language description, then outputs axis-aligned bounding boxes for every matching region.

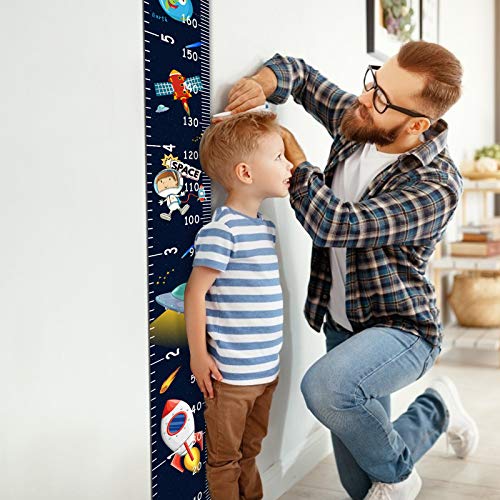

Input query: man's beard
[340,100,408,146]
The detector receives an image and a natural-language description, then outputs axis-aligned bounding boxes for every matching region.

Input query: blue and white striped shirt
[193,206,283,386]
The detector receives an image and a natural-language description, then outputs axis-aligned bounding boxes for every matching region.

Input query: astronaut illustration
[154,169,190,221]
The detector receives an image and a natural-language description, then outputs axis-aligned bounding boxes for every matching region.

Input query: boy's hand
[225,77,266,114]
[280,126,307,171]
[190,352,223,399]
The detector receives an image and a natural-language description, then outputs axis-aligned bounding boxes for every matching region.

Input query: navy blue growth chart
[142,0,211,498]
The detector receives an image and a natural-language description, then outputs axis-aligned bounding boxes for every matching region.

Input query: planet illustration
[158,0,193,22]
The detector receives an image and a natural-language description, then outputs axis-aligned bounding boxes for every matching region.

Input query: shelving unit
[431,178,500,362]
[460,178,500,221]
[442,324,500,352]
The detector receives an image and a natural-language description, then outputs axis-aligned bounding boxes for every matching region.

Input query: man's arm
[226,54,357,138]
[185,267,223,399]
[289,162,462,248]
[279,128,463,248]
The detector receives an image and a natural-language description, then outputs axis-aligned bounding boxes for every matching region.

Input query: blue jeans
[301,319,449,499]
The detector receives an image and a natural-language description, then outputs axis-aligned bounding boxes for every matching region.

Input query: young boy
[184,112,292,500]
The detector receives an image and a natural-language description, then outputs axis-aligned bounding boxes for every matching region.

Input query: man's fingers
[228,77,260,102]
[227,78,249,99]
[226,88,262,112]
[226,89,260,111]
[228,97,265,115]
[279,125,292,136]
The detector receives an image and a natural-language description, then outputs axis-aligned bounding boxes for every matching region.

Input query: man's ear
[234,162,253,185]
[408,117,431,136]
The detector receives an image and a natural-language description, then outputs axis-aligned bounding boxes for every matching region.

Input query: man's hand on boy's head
[280,126,307,171]
[225,76,266,114]
[190,352,223,399]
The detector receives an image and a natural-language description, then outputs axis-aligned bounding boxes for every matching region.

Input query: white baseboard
[261,427,332,500]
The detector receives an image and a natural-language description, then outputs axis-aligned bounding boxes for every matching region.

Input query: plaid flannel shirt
[264,54,463,346]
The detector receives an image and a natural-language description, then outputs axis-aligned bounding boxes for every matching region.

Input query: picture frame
[367,0,422,61]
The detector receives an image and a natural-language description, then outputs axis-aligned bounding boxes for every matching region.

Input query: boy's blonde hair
[199,111,279,189]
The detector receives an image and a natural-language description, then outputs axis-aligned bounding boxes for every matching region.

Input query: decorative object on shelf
[451,219,500,257]
[474,143,500,161]
[420,0,439,42]
[367,0,421,61]
[450,240,500,257]
[460,144,500,180]
[461,220,500,242]
[448,272,500,327]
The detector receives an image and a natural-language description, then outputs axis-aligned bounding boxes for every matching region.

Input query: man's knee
[301,360,361,416]
[300,363,324,413]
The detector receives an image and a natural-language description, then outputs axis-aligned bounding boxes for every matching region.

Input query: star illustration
[161,154,178,167]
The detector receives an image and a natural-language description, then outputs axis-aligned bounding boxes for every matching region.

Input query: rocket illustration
[197,184,206,202]
[169,69,192,116]
[154,71,203,116]
[161,398,204,473]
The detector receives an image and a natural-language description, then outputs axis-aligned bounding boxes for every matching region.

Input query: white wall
[0,1,494,500]
[0,2,151,499]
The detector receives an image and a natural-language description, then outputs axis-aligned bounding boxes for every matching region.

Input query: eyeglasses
[363,65,431,120]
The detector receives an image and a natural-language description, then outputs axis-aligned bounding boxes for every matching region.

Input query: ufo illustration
[156,104,170,113]
[156,283,186,313]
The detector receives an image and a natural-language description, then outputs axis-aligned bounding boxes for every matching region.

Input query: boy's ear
[234,162,253,185]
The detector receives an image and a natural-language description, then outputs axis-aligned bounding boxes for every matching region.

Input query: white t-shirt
[328,143,400,331]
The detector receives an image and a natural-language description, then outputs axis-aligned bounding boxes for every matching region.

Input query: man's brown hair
[199,111,279,188]
[397,41,463,119]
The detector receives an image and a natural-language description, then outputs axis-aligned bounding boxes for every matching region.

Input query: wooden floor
[279,359,500,499]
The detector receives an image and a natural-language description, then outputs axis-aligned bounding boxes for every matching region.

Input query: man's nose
[358,91,373,108]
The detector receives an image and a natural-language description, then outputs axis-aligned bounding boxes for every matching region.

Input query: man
[224,41,479,500]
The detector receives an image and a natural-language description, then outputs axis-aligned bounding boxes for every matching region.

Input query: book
[460,220,500,242]
[450,240,500,257]
[462,232,500,242]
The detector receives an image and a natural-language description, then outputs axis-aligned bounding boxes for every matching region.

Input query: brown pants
[204,378,278,500]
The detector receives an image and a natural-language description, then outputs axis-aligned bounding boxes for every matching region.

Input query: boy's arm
[225,53,357,138]
[185,266,223,399]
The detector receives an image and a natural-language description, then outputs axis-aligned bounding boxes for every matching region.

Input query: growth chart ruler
[142,0,211,498]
